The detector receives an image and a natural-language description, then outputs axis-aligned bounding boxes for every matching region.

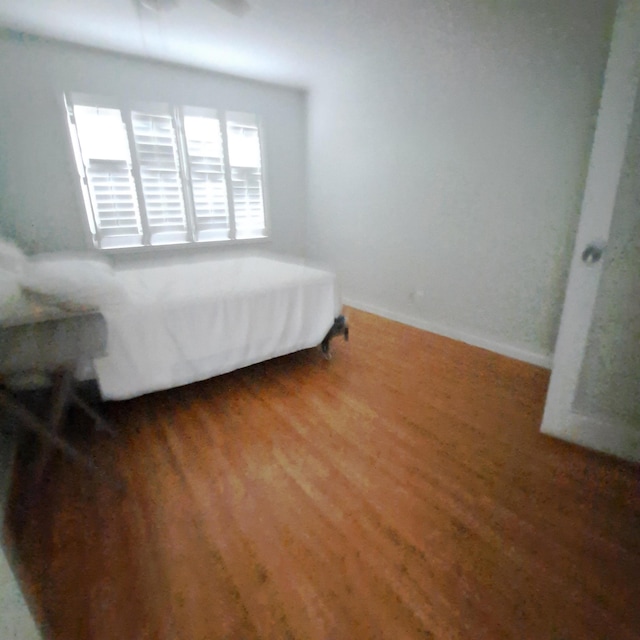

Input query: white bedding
[94,256,340,400]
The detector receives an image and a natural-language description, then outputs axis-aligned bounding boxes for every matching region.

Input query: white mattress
[94,256,339,400]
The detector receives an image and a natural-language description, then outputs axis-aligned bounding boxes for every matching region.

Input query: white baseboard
[343,297,553,369]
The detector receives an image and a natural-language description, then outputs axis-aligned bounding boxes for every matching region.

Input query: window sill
[98,235,270,257]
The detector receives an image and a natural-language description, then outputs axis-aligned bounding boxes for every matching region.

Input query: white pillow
[20,254,128,311]
[0,237,27,274]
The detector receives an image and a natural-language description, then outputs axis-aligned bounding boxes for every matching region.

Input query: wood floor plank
[3,307,639,639]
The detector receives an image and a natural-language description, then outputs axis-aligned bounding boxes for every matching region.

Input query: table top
[0,296,100,329]
[0,298,107,374]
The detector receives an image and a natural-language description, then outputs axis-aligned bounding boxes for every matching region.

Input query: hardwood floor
[3,308,639,640]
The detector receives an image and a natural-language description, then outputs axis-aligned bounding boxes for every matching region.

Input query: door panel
[541,0,640,461]
[574,139,640,426]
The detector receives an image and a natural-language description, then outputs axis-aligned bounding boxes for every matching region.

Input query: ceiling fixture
[136,0,250,17]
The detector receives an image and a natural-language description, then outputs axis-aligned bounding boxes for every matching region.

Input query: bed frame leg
[321,315,349,360]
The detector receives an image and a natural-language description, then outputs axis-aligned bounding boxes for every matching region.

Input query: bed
[0,242,342,401]
[93,255,341,400]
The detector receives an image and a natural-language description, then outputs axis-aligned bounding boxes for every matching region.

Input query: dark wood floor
[3,308,639,639]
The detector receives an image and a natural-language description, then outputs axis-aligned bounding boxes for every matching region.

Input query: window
[65,96,267,250]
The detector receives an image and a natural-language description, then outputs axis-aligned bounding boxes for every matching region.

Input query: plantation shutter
[183,114,230,240]
[66,96,268,249]
[71,105,142,247]
[226,113,265,238]
[131,111,187,240]
[86,160,141,237]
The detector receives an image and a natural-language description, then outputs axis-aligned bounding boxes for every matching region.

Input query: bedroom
[0,0,639,638]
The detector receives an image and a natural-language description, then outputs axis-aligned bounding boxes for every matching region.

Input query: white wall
[0,430,40,639]
[0,32,307,259]
[0,549,40,640]
[306,0,616,365]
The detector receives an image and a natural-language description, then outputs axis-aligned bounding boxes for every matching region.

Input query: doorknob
[582,243,604,265]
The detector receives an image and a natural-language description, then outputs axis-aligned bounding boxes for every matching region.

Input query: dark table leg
[0,388,125,493]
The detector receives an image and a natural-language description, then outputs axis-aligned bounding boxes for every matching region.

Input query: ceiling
[0,0,428,89]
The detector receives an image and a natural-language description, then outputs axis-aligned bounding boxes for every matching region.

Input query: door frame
[541,0,640,461]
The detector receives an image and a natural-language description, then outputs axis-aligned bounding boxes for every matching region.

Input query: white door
[541,0,640,462]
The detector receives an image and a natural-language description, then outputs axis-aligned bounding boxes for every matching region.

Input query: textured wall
[306,0,616,364]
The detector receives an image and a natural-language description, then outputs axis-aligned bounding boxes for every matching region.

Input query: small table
[0,299,124,491]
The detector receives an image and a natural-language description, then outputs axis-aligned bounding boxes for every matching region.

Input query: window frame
[63,93,270,253]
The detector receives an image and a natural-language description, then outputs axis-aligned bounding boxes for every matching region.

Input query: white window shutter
[226,117,266,238]
[86,160,142,238]
[131,112,187,239]
[71,105,142,247]
[231,166,264,237]
[183,115,230,240]
[66,97,268,249]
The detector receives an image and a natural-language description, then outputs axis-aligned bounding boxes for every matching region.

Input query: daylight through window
[65,96,266,249]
